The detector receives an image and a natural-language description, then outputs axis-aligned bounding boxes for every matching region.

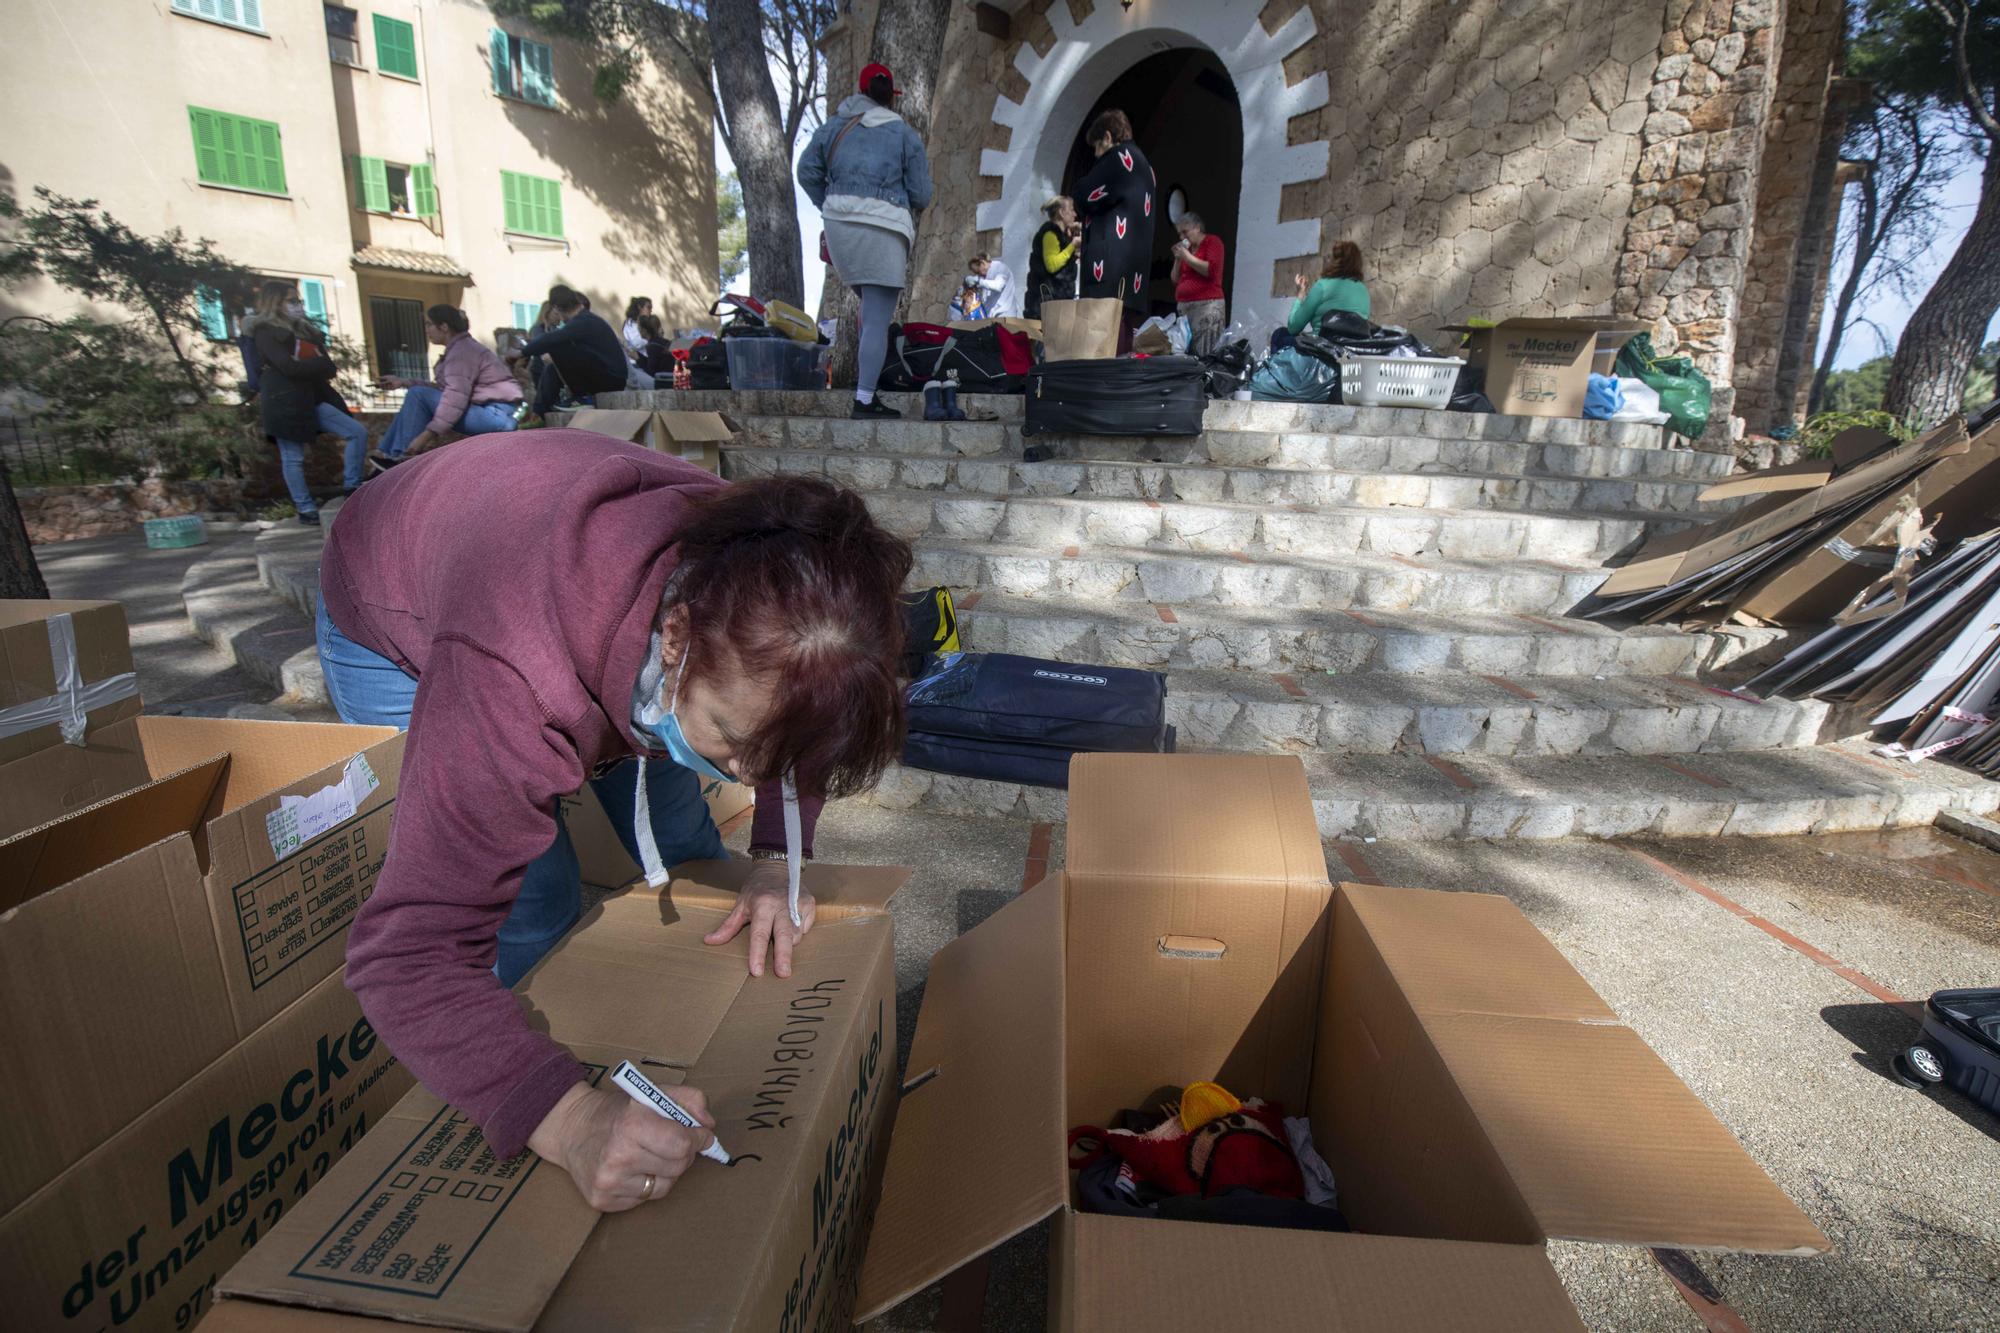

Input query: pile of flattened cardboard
[1747,526,2000,776]
[1585,414,1999,627]
[0,599,413,1333]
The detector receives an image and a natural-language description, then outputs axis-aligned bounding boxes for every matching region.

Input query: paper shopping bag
[1039,298,1123,362]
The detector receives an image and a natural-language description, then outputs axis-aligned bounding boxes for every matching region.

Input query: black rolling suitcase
[1024,356,1206,437]
[902,652,1173,788]
[1894,987,2000,1113]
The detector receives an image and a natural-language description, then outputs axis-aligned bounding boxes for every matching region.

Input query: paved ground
[37,526,2000,1331]
[35,526,335,720]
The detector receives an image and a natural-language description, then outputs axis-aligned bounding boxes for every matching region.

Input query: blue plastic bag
[1584,373,1624,420]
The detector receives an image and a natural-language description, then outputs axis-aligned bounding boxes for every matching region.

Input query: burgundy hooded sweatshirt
[324,429,821,1157]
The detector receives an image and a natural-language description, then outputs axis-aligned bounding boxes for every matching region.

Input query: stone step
[865,743,2000,841]
[621,388,1705,466]
[908,538,1608,616]
[862,487,1676,564]
[730,412,1729,485]
[182,541,327,705]
[722,443,1733,517]
[1153,667,1828,758]
[951,593,1796,679]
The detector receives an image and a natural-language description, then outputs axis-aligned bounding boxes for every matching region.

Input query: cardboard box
[947,316,1043,341]
[1445,319,1648,417]
[566,407,733,474]
[0,599,143,832]
[856,754,1828,1328]
[559,777,757,891]
[0,968,411,1333]
[0,714,404,1214]
[217,858,910,1331]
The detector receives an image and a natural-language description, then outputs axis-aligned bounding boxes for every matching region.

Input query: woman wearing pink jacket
[374,304,524,463]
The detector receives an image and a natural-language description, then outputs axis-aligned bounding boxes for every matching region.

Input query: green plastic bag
[1615,333,1712,439]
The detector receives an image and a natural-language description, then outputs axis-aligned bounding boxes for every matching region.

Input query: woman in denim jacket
[799,60,934,419]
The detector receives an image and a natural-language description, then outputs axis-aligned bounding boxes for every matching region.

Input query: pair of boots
[923,377,967,422]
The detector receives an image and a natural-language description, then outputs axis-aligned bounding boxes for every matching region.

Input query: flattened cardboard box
[0,967,411,1333]
[855,753,1827,1329]
[0,598,144,832]
[219,859,909,1332]
[0,715,404,1215]
[565,407,733,474]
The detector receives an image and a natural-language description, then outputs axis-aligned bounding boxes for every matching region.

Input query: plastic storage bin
[143,515,207,549]
[1338,354,1465,410]
[723,337,827,390]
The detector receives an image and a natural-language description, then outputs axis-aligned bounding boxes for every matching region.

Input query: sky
[718,122,1992,371]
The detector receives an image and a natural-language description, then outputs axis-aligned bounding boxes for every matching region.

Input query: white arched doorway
[976,0,1329,340]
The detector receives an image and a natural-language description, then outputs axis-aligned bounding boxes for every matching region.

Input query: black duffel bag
[902,652,1173,788]
[878,324,1025,395]
[1023,356,1206,437]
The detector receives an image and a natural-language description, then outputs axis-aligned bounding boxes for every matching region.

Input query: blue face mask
[644,640,736,782]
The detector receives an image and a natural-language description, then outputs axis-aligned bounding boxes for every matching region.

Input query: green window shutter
[189,108,223,184]
[252,119,285,194]
[360,156,390,212]
[300,280,328,333]
[490,28,512,96]
[541,177,563,238]
[374,15,418,79]
[197,286,228,341]
[411,162,438,217]
[501,171,523,232]
[512,300,538,330]
[239,0,262,29]
[215,113,247,187]
[523,40,555,106]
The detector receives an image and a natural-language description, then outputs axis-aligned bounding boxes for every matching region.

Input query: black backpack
[685,340,729,390]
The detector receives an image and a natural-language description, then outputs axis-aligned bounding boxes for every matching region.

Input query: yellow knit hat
[1177,1081,1241,1132]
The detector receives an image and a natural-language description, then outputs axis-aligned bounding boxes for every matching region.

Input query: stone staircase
[611,387,2000,840]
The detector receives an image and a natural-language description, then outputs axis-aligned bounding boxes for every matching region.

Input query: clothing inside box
[1059,873,1543,1250]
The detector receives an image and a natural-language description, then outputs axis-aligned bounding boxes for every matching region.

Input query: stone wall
[1730,0,1847,432]
[20,477,247,544]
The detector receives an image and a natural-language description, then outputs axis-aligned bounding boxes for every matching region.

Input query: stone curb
[181,544,327,705]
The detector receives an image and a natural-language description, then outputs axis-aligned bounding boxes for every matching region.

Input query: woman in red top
[1171,212,1227,357]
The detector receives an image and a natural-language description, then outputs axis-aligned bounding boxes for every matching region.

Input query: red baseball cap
[858,63,900,96]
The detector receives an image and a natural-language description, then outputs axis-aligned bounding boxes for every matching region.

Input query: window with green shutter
[189,107,287,195]
[373,14,418,80]
[490,29,556,107]
[411,163,438,217]
[501,171,563,239]
[512,301,541,332]
[300,280,329,334]
[172,0,264,34]
[197,287,229,341]
[352,155,390,212]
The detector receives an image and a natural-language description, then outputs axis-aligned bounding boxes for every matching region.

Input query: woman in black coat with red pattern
[1073,108,1156,341]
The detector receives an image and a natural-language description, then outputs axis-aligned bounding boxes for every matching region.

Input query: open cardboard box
[0,712,405,1218]
[216,859,910,1332]
[0,598,143,834]
[857,754,1828,1328]
[1444,319,1648,418]
[560,778,755,891]
[566,407,733,474]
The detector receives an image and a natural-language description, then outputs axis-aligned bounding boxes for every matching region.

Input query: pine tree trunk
[710,0,805,309]
[1882,151,2000,429]
[1809,166,1880,417]
[0,464,49,599]
[822,0,951,389]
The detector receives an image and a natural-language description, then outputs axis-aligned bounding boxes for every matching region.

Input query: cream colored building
[4,0,715,381]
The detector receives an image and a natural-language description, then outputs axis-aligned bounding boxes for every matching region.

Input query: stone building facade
[824,0,1849,442]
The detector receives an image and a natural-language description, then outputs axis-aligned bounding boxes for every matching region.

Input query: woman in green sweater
[1286,239,1370,335]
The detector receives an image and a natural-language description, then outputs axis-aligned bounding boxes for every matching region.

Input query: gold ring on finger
[640,1172,656,1202]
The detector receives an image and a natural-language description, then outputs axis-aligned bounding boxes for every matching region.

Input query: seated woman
[1279,241,1371,348]
[375,305,524,462]
[634,313,675,379]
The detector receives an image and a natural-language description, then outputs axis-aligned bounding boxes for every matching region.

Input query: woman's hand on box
[703,856,816,979]
[530,1081,715,1212]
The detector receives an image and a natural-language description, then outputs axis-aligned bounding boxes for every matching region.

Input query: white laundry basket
[1338,355,1465,410]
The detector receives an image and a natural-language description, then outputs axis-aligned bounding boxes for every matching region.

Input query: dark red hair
[666,476,913,799]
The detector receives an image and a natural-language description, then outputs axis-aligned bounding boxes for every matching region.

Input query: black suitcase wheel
[1892,1044,1945,1088]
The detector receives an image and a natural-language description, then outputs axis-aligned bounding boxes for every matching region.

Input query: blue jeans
[276,439,316,515]
[319,402,371,491]
[379,385,522,457]
[315,598,723,985]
